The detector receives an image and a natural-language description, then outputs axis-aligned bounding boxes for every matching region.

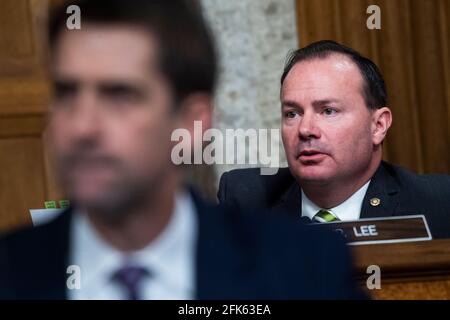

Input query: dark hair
[48,0,217,103]
[281,40,387,109]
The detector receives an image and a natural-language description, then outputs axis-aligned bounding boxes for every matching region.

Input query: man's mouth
[297,150,327,162]
[61,155,122,178]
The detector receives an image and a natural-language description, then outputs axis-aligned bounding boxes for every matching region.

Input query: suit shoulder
[386,162,450,193]
[1,223,47,249]
[0,211,70,256]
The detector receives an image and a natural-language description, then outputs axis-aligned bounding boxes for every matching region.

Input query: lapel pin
[370,197,381,206]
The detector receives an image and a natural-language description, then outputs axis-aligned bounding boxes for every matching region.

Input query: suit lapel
[38,209,71,299]
[10,209,72,299]
[360,161,400,219]
[271,181,302,216]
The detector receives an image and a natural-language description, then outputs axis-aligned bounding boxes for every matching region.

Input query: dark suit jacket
[218,161,450,239]
[0,190,361,299]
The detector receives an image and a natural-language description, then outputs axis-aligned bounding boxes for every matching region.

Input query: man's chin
[69,187,128,213]
[293,165,335,184]
[69,183,151,219]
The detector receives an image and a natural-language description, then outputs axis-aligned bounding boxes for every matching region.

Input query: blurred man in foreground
[0,1,361,299]
[218,40,450,238]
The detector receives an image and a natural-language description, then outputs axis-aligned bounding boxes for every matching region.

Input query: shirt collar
[301,180,371,221]
[69,190,197,296]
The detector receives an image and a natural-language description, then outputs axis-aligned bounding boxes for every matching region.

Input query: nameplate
[29,208,64,227]
[309,215,432,245]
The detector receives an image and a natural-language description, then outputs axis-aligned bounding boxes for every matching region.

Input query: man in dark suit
[0,1,361,299]
[218,40,450,239]
[0,192,360,299]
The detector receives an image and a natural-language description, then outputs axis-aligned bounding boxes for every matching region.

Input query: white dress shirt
[301,180,371,221]
[68,191,197,300]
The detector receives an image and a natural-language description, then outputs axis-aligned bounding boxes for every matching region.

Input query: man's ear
[371,107,392,146]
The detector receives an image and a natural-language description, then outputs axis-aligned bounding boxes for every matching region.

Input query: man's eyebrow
[52,78,80,94]
[281,99,342,108]
[311,99,340,107]
[52,77,79,86]
[97,81,147,95]
[281,100,301,108]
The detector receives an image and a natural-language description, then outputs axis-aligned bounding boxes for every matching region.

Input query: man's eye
[53,82,77,100]
[99,85,144,105]
[284,111,298,118]
[105,89,136,102]
[323,107,337,116]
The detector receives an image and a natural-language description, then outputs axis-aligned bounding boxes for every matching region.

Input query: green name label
[44,201,57,209]
[59,200,70,209]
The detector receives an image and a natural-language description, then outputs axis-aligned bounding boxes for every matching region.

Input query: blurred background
[0,0,449,233]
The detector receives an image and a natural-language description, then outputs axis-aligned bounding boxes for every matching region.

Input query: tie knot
[112,264,150,300]
[314,209,339,222]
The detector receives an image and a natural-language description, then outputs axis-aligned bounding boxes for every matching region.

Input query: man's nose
[69,91,102,141]
[298,112,320,141]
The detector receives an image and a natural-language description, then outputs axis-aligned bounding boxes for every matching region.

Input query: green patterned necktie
[313,210,340,223]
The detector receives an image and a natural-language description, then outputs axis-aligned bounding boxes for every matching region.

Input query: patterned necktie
[112,264,150,300]
[313,209,340,223]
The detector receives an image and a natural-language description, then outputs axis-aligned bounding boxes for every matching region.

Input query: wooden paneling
[374,0,424,171]
[371,280,450,299]
[296,0,450,174]
[0,0,50,116]
[0,138,46,231]
[353,239,450,299]
[0,78,50,116]
[409,0,449,173]
[0,115,46,138]
[0,0,36,75]
[0,0,55,233]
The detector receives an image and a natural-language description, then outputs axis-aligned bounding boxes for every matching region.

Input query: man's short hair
[48,0,217,103]
[281,40,387,110]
